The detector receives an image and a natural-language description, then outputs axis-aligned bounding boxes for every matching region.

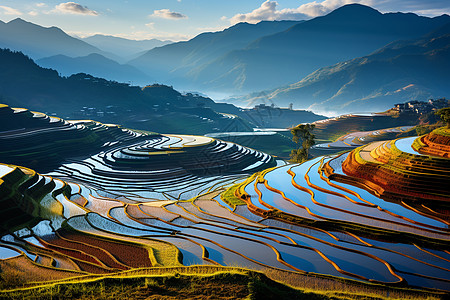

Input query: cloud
[36,3,46,8]
[53,2,98,16]
[0,6,23,15]
[294,0,361,17]
[151,8,187,19]
[120,31,190,41]
[145,22,155,29]
[414,8,450,16]
[196,25,229,33]
[28,11,39,16]
[229,0,450,24]
[369,0,450,16]
[230,0,364,24]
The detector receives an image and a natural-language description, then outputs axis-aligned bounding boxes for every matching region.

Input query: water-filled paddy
[394,137,423,155]
[2,116,449,292]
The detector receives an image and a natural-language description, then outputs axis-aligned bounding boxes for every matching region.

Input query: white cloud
[28,11,39,16]
[151,8,187,19]
[294,0,362,17]
[371,0,450,16]
[145,22,155,29]
[196,25,229,33]
[229,0,450,24]
[67,30,103,38]
[0,6,23,16]
[231,1,283,24]
[229,0,372,24]
[414,8,450,16]
[53,2,98,16]
[230,1,303,24]
[121,31,191,41]
[36,3,46,8]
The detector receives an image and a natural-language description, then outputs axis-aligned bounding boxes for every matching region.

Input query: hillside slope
[131,4,450,94]
[128,20,302,88]
[0,49,256,134]
[236,22,450,114]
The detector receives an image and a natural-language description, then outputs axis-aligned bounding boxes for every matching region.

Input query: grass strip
[2,268,447,300]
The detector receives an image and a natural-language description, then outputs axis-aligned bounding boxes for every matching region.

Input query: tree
[436,107,450,128]
[290,124,315,163]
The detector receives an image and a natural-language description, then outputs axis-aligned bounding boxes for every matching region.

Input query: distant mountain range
[0,48,243,134]
[0,49,325,134]
[0,18,170,62]
[82,34,172,62]
[130,4,450,94]
[0,48,153,113]
[1,3,449,116]
[232,22,450,115]
[0,18,107,60]
[0,18,168,85]
[37,53,152,86]
[128,20,302,89]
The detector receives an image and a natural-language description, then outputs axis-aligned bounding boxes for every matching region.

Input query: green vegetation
[3,272,332,300]
[433,126,450,137]
[221,183,246,208]
[414,125,436,136]
[290,124,315,163]
[2,269,444,300]
[0,166,55,232]
[435,107,450,128]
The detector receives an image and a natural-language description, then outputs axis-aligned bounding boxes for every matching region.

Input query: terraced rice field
[0,105,449,294]
[311,125,414,157]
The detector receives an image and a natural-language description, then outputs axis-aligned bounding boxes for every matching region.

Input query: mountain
[131,4,450,94]
[0,49,325,134]
[82,35,172,61]
[235,22,450,115]
[0,49,264,134]
[0,48,147,113]
[199,4,450,93]
[0,48,211,114]
[0,18,113,60]
[36,53,151,86]
[128,20,303,88]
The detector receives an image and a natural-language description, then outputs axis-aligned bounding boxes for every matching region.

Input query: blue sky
[1,1,449,41]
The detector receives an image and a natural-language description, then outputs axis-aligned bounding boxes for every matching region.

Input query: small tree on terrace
[436,107,450,128]
[290,124,315,163]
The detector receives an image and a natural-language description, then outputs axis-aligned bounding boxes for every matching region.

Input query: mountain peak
[327,3,382,18]
[8,17,29,24]
[6,17,47,31]
[84,52,111,60]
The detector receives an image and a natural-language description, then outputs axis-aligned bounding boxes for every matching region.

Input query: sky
[1,0,449,41]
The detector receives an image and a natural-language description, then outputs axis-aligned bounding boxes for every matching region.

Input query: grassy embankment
[1,266,446,300]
